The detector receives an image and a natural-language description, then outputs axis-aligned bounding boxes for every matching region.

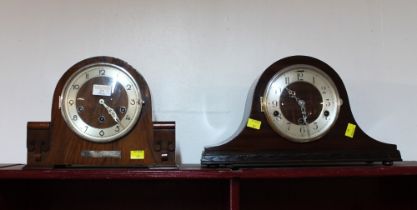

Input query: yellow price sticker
[247,118,262,130]
[345,123,356,138]
[130,150,145,160]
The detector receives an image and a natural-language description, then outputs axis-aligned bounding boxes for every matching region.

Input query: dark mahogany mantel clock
[201,55,401,168]
[27,56,175,168]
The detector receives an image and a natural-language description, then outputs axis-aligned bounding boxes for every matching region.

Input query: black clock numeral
[324,98,331,107]
[297,72,304,81]
[272,100,278,107]
[321,86,327,94]
[126,84,132,90]
[115,126,120,132]
[126,115,131,121]
[72,115,78,121]
[300,126,306,134]
[99,69,105,76]
[85,73,90,79]
[99,130,105,136]
[285,76,290,85]
[72,84,80,90]
[313,122,319,130]
[84,126,88,133]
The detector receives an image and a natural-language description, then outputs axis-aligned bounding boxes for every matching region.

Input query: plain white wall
[0,0,416,164]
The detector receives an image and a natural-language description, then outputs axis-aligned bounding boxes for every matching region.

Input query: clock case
[201,56,401,168]
[27,57,176,168]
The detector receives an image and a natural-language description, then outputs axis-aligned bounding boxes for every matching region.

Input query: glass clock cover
[263,64,342,142]
[60,63,143,143]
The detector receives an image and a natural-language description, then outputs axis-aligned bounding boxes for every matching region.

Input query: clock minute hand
[285,88,307,121]
[298,100,308,123]
[99,99,122,126]
[286,88,311,137]
[299,98,313,139]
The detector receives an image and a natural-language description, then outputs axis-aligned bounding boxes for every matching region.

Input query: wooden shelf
[1,162,417,210]
[2,162,417,179]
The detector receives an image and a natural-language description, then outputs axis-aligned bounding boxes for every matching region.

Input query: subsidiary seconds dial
[60,63,144,143]
[262,64,342,143]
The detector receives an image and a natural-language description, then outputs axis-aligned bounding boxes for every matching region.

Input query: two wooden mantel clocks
[26,56,401,168]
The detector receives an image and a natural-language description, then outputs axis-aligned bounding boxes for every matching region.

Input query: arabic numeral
[297,72,304,80]
[72,115,78,121]
[325,99,331,107]
[126,115,131,121]
[115,126,120,132]
[126,84,132,90]
[321,86,327,94]
[313,122,319,130]
[300,126,306,134]
[99,69,105,76]
[99,130,105,136]
[72,84,80,90]
[130,99,136,105]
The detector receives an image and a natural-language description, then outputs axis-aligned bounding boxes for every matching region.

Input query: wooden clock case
[201,55,402,168]
[27,56,175,168]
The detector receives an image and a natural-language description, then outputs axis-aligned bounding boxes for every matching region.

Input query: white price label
[92,84,112,96]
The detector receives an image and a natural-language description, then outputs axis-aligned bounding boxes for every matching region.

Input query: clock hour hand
[285,87,297,99]
[99,99,122,126]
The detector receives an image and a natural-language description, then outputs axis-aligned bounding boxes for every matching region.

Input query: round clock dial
[263,64,342,143]
[61,63,143,143]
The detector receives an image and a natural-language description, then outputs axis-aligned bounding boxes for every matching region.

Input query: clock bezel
[262,64,342,143]
[60,62,143,143]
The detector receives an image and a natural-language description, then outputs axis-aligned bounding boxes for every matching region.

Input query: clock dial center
[280,82,322,125]
[76,77,128,129]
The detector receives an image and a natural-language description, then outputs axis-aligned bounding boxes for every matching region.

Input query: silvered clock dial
[262,65,342,142]
[60,63,144,142]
